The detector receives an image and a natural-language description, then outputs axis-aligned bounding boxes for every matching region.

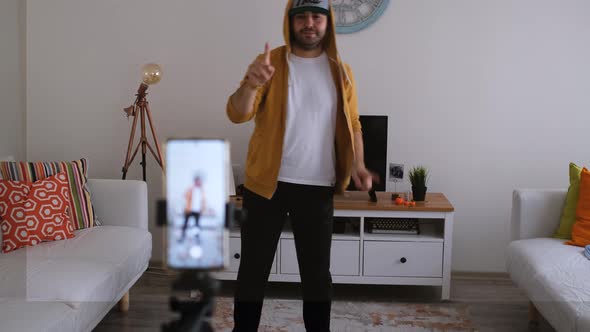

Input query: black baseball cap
[289,0,330,16]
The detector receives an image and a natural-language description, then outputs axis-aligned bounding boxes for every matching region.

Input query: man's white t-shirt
[191,187,203,212]
[278,52,337,187]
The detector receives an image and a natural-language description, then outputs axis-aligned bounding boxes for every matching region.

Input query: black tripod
[121,83,165,181]
[162,271,218,332]
[158,201,245,332]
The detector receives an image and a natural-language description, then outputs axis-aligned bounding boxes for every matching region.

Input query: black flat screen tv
[347,115,388,192]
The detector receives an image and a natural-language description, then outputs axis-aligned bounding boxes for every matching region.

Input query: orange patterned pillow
[0,172,75,253]
[566,167,590,247]
[0,159,97,230]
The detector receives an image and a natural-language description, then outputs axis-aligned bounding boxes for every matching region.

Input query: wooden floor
[95,269,556,332]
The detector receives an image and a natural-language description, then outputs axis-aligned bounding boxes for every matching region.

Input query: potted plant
[409,165,429,201]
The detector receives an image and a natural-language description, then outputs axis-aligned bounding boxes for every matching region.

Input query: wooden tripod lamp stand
[121,63,165,181]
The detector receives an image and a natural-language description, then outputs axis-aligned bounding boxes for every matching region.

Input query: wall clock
[332,0,390,34]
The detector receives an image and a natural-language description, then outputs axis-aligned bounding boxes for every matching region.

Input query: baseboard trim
[147,261,172,274]
[147,261,509,281]
[452,271,510,280]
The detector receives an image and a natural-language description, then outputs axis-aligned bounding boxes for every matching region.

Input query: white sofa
[0,179,152,332]
[507,189,590,332]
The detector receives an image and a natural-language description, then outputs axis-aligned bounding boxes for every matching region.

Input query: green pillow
[554,162,583,239]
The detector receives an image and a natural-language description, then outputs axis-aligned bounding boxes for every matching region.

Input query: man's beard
[291,27,326,51]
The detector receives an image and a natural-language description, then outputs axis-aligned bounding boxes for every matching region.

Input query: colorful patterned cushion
[0,172,75,253]
[554,162,583,239]
[0,159,98,230]
[567,168,590,247]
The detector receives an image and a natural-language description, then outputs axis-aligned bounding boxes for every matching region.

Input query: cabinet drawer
[331,240,360,276]
[363,241,443,277]
[228,237,277,274]
[280,239,360,276]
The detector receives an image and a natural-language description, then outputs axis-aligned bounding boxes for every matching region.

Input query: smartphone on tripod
[165,138,230,271]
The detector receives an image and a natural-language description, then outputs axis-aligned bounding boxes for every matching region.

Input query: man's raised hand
[245,43,275,89]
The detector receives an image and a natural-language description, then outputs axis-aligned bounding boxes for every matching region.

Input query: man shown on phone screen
[226,1,374,331]
[180,175,207,243]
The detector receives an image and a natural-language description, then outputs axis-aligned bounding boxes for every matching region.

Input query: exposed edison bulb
[141,63,162,85]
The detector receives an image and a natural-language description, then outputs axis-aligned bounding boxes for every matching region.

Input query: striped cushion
[0,159,98,230]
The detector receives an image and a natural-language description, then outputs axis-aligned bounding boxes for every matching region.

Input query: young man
[180,175,206,243]
[227,1,373,331]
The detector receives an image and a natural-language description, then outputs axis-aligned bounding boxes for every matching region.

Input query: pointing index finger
[264,42,271,65]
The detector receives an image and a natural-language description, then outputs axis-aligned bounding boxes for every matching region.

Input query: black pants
[181,211,201,240]
[233,182,334,332]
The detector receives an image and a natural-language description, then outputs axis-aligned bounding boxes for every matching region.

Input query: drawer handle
[400,257,407,264]
[234,253,241,259]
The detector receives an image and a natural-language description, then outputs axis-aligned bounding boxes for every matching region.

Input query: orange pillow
[0,172,75,253]
[566,167,590,247]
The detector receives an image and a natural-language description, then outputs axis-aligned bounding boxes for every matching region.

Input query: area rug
[211,297,476,332]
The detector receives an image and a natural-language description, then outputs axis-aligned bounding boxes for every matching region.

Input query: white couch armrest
[88,179,148,230]
[510,189,566,241]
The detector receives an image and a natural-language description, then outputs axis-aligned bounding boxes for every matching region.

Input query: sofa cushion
[26,259,122,304]
[32,225,152,286]
[0,173,75,253]
[0,158,98,230]
[0,299,76,332]
[0,225,151,305]
[0,250,27,298]
[507,237,590,331]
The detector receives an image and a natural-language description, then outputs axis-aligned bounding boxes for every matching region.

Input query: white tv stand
[215,191,454,300]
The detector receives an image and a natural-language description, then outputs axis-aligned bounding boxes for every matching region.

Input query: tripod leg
[145,142,163,168]
[122,105,139,180]
[142,148,147,182]
[140,105,148,182]
[129,141,142,168]
[145,103,165,171]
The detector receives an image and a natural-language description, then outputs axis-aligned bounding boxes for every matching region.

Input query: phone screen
[166,139,229,270]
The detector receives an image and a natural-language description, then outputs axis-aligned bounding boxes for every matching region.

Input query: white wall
[0,0,26,160]
[26,0,590,272]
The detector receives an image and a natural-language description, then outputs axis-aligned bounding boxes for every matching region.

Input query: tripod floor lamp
[121,63,165,181]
